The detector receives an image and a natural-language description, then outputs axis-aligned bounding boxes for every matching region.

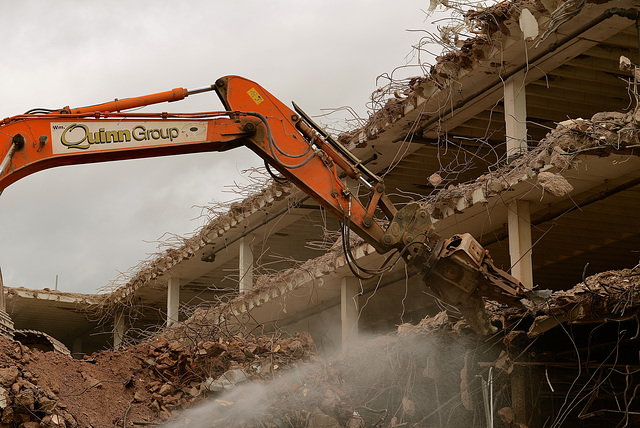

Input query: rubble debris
[202,368,249,393]
[536,171,573,197]
[165,332,473,427]
[0,266,638,426]
[0,331,314,427]
[428,172,443,187]
[13,329,70,355]
[619,55,633,73]
[446,266,640,427]
[424,111,639,220]
[518,7,539,40]
[338,0,626,150]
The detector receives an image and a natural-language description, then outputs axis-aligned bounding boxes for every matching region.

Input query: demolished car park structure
[2,0,640,426]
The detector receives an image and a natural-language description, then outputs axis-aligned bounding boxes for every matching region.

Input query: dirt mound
[0,332,314,427]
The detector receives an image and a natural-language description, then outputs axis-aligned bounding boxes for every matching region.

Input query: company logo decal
[51,122,207,153]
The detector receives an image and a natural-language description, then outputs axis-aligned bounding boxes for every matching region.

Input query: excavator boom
[0,76,527,334]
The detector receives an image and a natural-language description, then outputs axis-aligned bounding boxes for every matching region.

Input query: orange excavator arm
[0,76,527,334]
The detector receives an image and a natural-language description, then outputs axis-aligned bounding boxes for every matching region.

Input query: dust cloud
[163,331,473,427]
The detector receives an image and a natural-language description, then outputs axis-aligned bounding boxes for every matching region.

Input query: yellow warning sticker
[247,87,264,105]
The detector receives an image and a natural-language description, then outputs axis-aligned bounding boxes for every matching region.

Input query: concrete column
[504,70,528,160]
[113,311,125,349]
[167,276,180,327]
[508,200,534,289]
[504,70,533,289]
[239,234,255,294]
[341,276,359,349]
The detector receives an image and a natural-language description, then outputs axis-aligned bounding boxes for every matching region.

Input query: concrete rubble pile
[0,325,465,427]
[170,265,640,427]
[409,266,640,428]
[0,266,638,427]
[166,330,473,428]
[0,331,314,427]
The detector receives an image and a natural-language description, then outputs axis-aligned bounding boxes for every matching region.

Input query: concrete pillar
[504,70,533,289]
[504,70,528,160]
[239,234,255,294]
[508,200,534,289]
[167,276,180,327]
[341,276,359,349]
[113,311,125,349]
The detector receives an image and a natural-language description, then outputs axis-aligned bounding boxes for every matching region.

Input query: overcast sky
[0,0,438,294]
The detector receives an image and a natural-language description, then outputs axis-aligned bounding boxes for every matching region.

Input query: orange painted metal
[215,76,390,253]
[66,88,189,114]
[0,113,259,192]
[0,76,392,253]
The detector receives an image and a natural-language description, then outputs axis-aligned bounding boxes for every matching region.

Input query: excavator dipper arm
[0,76,526,334]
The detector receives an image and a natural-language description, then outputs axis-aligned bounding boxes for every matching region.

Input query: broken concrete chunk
[0,406,13,424]
[460,351,473,411]
[620,55,632,72]
[168,341,184,353]
[181,386,199,397]
[537,171,573,197]
[549,146,572,170]
[151,337,169,351]
[198,341,226,357]
[0,386,8,409]
[321,389,341,410]
[488,181,504,193]
[16,388,35,411]
[428,172,443,187]
[41,414,66,427]
[0,366,19,387]
[12,378,36,395]
[39,396,58,413]
[558,118,589,132]
[159,383,174,396]
[528,312,570,337]
[202,368,249,393]
[471,187,487,205]
[519,8,539,40]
